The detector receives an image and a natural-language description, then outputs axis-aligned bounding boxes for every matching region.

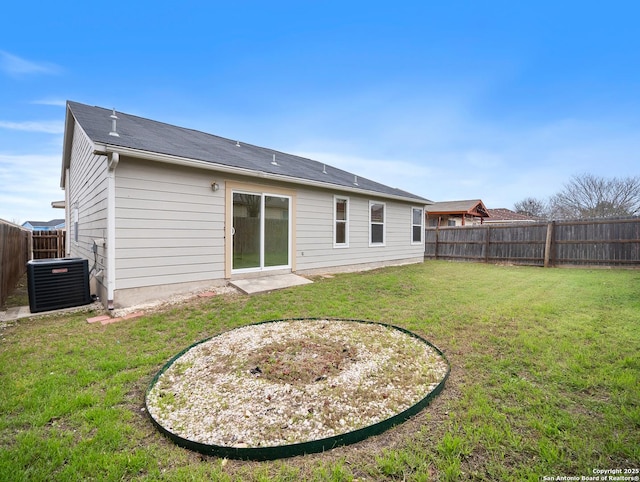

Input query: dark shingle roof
[67,101,428,203]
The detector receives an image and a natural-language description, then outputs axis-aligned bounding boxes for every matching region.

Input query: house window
[334,196,349,247]
[448,219,456,227]
[411,207,424,244]
[369,201,385,245]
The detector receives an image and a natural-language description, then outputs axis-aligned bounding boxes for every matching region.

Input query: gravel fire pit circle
[145,318,449,460]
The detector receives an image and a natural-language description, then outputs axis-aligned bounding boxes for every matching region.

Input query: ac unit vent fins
[27,258,92,313]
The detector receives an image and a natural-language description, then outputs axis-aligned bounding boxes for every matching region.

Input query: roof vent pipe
[353,175,359,186]
[109,109,120,137]
[236,141,240,147]
[271,154,278,166]
[322,164,327,174]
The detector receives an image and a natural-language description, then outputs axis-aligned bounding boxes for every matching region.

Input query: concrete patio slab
[229,274,313,295]
[0,302,103,323]
[0,305,32,322]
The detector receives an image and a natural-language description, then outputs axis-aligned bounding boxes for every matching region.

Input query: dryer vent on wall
[27,258,92,313]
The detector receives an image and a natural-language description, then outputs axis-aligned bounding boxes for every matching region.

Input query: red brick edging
[87,311,145,325]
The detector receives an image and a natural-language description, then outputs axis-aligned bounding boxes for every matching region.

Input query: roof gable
[65,101,429,203]
[426,199,489,217]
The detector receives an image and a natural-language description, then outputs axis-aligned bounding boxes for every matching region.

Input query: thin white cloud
[282,99,640,210]
[31,98,67,107]
[0,152,62,223]
[0,120,64,134]
[293,150,434,199]
[0,50,61,76]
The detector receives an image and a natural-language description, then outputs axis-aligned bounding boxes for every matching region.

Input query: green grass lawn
[0,261,638,481]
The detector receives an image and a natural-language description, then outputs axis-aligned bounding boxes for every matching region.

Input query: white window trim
[369,200,386,247]
[411,206,424,245]
[333,195,350,248]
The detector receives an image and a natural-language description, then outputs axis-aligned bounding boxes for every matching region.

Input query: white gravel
[146,319,448,448]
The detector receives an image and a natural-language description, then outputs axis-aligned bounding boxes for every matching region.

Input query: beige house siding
[111,158,423,300]
[67,123,108,301]
[114,158,225,291]
[296,190,424,272]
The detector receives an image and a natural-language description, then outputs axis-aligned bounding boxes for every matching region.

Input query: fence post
[484,226,491,263]
[544,221,554,268]
[434,227,439,260]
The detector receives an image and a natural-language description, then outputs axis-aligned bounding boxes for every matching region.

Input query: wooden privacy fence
[0,220,31,307]
[425,217,640,267]
[32,230,66,260]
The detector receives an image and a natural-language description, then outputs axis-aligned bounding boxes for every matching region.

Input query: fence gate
[32,230,66,259]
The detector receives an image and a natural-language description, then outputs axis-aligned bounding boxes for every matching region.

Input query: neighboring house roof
[62,101,430,204]
[425,199,489,218]
[485,208,541,223]
[22,219,65,229]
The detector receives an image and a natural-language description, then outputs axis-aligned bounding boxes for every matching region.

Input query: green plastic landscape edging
[145,318,450,461]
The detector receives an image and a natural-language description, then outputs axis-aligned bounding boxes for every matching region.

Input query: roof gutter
[94,144,429,204]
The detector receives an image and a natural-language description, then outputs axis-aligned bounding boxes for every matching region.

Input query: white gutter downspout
[106,152,119,310]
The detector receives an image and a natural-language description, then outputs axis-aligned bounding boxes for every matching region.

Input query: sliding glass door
[264,195,290,267]
[232,192,290,271]
[232,193,261,270]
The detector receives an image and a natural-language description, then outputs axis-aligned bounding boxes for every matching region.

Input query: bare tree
[513,197,548,219]
[548,173,640,219]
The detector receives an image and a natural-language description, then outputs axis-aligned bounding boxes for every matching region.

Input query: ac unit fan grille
[27,258,92,313]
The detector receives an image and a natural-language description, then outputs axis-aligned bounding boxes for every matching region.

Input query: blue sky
[1,1,639,223]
